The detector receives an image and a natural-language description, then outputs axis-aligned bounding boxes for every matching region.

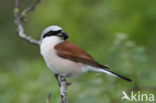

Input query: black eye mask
[43,30,62,39]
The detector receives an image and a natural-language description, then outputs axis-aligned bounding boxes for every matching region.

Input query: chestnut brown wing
[55,41,109,69]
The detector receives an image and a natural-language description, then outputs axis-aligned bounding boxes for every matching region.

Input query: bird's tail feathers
[88,66,131,82]
[98,68,131,82]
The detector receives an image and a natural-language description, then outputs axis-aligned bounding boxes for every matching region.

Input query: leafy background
[0,0,156,103]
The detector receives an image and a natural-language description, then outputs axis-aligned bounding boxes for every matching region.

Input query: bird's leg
[55,74,61,87]
[55,74,71,86]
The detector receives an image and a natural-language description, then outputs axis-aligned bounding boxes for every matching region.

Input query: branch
[20,0,41,21]
[46,93,51,103]
[14,0,40,46]
[14,1,71,103]
[55,74,71,103]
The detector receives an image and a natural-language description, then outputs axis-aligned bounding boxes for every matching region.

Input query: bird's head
[41,25,68,41]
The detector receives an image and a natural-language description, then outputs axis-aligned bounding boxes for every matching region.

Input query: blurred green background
[0,0,156,103]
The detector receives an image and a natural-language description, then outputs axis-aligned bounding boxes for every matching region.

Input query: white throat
[40,36,64,55]
[42,36,63,45]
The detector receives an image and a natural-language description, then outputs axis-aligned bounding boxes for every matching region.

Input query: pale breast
[40,37,83,77]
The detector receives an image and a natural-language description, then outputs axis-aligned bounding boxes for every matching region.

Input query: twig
[14,0,40,46]
[14,1,71,103]
[46,93,51,103]
[20,0,41,21]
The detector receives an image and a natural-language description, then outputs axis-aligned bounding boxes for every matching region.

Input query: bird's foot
[54,74,71,86]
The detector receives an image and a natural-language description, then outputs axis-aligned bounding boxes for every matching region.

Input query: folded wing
[55,41,109,69]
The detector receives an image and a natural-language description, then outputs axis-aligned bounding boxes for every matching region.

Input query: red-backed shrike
[40,25,131,82]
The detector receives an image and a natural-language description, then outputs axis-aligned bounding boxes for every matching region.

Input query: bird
[40,25,131,82]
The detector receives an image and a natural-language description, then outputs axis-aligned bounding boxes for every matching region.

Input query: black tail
[96,68,132,82]
[108,70,132,82]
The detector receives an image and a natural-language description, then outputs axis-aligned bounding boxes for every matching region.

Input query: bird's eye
[43,30,62,38]
[52,30,62,35]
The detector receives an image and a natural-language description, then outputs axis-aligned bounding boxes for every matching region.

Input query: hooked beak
[61,31,68,40]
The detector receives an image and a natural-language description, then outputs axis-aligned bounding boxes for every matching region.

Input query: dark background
[0,0,156,103]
